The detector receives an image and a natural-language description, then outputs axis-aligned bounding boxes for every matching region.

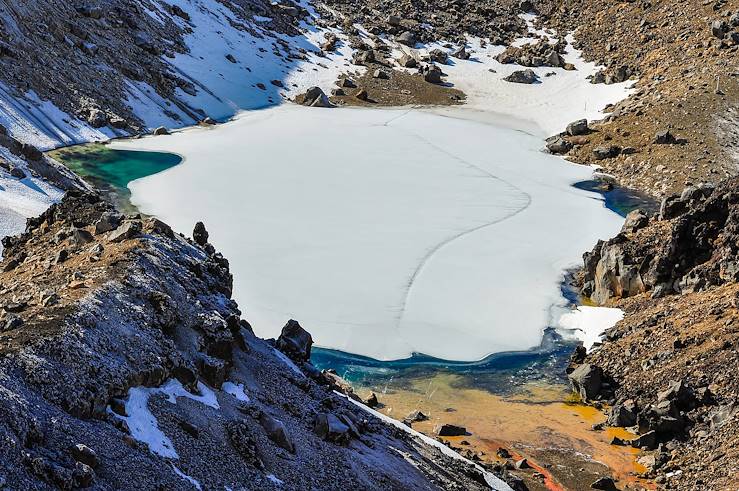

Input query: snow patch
[112,379,220,459]
[172,464,203,490]
[222,381,250,402]
[558,305,624,351]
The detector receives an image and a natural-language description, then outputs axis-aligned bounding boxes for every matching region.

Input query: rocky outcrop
[573,178,739,489]
[581,180,736,304]
[0,191,504,490]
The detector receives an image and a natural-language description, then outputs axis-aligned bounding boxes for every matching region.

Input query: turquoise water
[49,144,182,211]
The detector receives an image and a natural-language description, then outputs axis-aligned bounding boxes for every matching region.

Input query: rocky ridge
[570,177,739,489]
[0,191,512,490]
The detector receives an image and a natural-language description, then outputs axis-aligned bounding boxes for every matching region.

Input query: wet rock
[503,69,538,84]
[591,476,617,490]
[276,319,313,362]
[568,363,602,401]
[436,423,467,436]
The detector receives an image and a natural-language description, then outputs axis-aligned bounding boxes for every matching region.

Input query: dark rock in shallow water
[591,476,618,490]
[568,363,602,401]
[436,423,467,436]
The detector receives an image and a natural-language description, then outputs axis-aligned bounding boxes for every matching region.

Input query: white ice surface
[114,105,623,361]
[558,305,624,351]
[341,392,514,491]
[114,379,220,459]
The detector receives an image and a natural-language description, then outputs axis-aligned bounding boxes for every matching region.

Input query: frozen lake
[112,105,623,361]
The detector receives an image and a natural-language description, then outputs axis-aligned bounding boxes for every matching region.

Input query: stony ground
[0,191,511,490]
[540,0,739,197]
[572,178,739,490]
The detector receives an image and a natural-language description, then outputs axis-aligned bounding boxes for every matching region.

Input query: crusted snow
[115,105,623,361]
[222,381,250,402]
[0,147,64,254]
[341,392,514,491]
[112,379,220,459]
[558,305,625,351]
[411,33,634,137]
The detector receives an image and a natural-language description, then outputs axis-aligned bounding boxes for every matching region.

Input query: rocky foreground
[0,191,514,490]
[570,178,739,489]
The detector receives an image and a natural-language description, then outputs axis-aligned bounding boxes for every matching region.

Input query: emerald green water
[48,144,181,212]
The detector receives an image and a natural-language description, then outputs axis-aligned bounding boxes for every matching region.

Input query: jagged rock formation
[0,191,509,490]
[573,177,739,489]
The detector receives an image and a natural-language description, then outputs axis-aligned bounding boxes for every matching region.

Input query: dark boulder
[276,319,313,362]
[503,69,538,84]
[436,423,467,436]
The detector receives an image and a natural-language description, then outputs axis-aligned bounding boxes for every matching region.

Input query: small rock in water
[436,423,467,436]
[591,476,618,490]
[366,392,379,408]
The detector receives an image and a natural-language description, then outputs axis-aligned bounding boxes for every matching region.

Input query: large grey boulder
[503,69,538,84]
[568,363,603,401]
[566,119,589,136]
[396,31,416,47]
[295,86,333,108]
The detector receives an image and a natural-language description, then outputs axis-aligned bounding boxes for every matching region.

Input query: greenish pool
[48,144,181,212]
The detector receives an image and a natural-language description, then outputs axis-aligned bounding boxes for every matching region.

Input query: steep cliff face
[0,192,511,490]
[573,178,739,489]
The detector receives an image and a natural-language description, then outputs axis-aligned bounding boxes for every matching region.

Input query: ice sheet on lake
[115,105,623,361]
